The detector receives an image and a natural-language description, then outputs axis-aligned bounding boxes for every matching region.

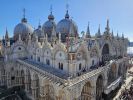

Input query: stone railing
[17,59,68,86]
[104,77,122,94]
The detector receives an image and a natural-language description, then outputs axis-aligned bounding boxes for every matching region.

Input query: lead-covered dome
[42,12,56,39]
[32,24,45,42]
[14,18,34,42]
[56,11,78,42]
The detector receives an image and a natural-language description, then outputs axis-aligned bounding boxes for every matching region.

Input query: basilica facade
[0,9,129,100]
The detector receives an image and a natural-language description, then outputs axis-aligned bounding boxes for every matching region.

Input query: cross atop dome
[23,8,26,18]
[38,19,41,28]
[50,5,53,14]
[21,8,27,23]
[65,3,69,19]
[48,5,54,20]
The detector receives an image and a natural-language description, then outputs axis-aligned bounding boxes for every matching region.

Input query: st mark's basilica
[0,7,129,100]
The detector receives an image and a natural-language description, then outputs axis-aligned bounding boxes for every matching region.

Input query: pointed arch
[96,75,104,100]
[81,81,92,100]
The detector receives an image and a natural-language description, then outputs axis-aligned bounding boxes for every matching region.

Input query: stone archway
[10,67,15,86]
[102,44,109,61]
[58,90,66,100]
[118,63,123,77]
[81,81,92,100]
[43,84,55,100]
[108,63,117,85]
[32,73,40,100]
[96,75,104,100]
[25,69,31,93]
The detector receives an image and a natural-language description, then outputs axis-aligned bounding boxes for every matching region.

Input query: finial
[21,8,27,23]
[48,5,54,20]
[122,33,124,40]
[50,5,53,14]
[5,27,9,40]
[23,8,26,18]
[86,22,91,38]
[65,3,69,19]
[105,18,110,33]
[112,29,114,38]
[98,24,101,34]
[117,31,119,40]
[96,24,101,38]
[66,3,69,12]
[38,19,41,28]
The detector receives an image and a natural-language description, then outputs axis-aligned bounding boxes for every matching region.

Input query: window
[18,47,21,50]
[92,60,94,65]
[59,63,63,70]
[79,63,82,70]
[31,55,33,59]
[59,53,62,57]
[46,59,50,65]
[37,57,40,62]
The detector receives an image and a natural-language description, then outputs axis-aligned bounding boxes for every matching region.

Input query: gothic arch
[118,63,123,76]
[77,44,89,61]
[25,69,31,93]
[96,75,104,100]
[102,43,109,61]
[32,73,40,99]
[43,83,55,100]
[108,63,117,85]
[10,67,15,86]
[81,81,92,100]
[58,90,66,100]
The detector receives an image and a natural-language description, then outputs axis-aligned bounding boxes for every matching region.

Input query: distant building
[0,8,129,100]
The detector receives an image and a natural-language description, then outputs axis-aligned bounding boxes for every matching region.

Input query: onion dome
[56,10,78,42]
[42,11,56,39]
[32,24,45,42]
[14,9,33,42]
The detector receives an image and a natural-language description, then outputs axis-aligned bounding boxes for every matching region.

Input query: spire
[50,5,53,14]
[65,3,69,19]
[117,31,119,40]
[86,22,91,38]
[21,8,27,23]
[97,24,101,38]
[122,33,124,40]
[5,28,9,40]
[112,30,114,38]
[38,19,41,29]
[48,5,54,20]
[105,19,110,33]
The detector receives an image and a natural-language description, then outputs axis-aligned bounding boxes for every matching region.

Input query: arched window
[59,63,63,70]
[61,63,63,70]
[58,63,60,68]
[37,57,40,62]
[31,55,33,59]
[79,63,82,70]
[92,60,94,66]
[46,59,50,65]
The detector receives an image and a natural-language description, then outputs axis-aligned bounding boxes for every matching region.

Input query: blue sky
[0,0,133,41]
